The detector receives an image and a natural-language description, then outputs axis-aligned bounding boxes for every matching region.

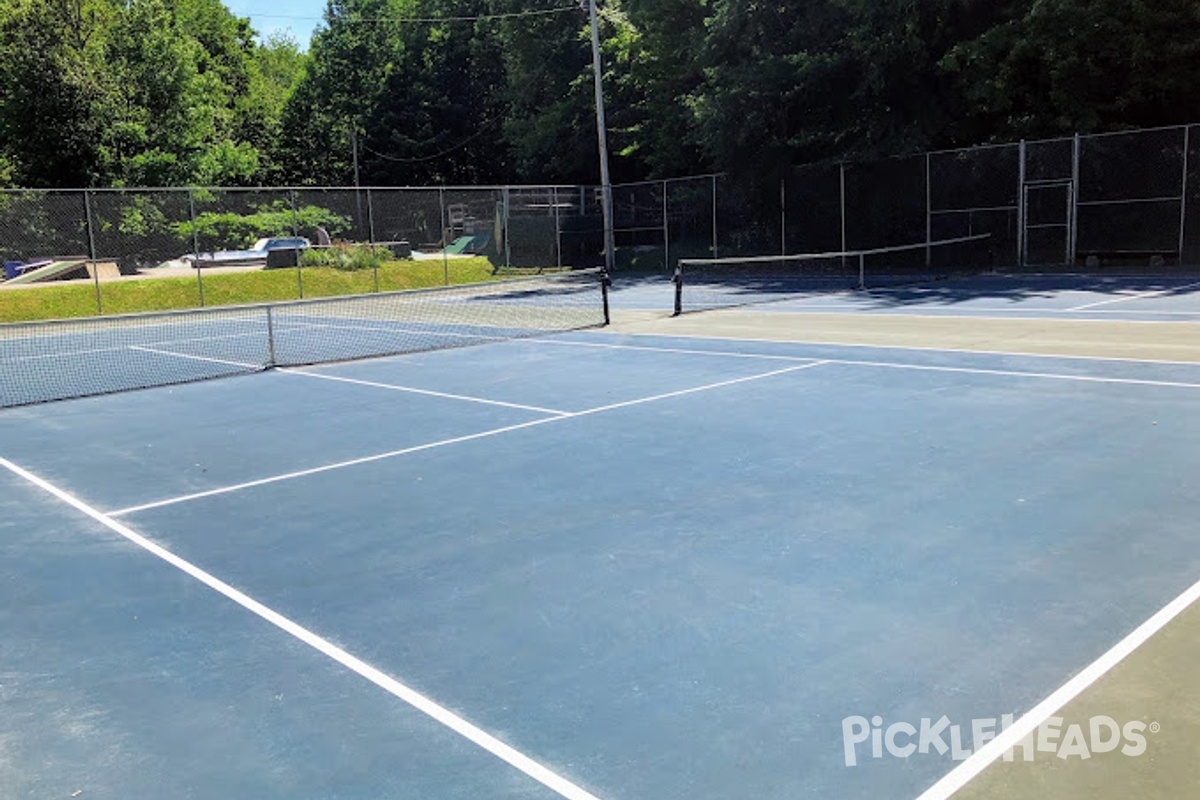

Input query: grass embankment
[0,258,500,323]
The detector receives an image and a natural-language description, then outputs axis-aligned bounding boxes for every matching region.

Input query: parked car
[182,236,310,268]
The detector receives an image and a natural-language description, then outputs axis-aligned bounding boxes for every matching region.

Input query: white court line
[3,328,270,363]
[573,329,1200,366]
[750,304,1200,317]
[279,369,570,416]
[277,317,510,342]
[0,455,602,800]
[916,572,1200,800]
[1065,280,1200,311]
[538,339,1200,387]
[129,345,262,371]
[110,362,826,516]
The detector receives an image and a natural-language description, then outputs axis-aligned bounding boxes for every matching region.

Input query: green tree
[0,0,117,186]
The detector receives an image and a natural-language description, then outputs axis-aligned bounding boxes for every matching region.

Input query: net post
[188,188,204,307]
[265,305,277,368]
[672,262,683,316]
[83,188,101,315]
[601,268,611,325]
[857,252,866,290]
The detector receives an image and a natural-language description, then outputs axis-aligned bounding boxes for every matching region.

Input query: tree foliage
[2,0,1200,188]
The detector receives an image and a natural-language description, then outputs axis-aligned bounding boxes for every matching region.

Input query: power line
[247,6,579,24]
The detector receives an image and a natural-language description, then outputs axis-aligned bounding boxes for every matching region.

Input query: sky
[224,0,327,49]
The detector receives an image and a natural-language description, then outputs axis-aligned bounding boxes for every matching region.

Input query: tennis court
[3,269,1200,799]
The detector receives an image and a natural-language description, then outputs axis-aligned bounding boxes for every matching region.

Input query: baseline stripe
[0,455,602,800]
[916,572,1200,800]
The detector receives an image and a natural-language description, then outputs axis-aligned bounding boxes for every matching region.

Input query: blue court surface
[4,326,1200,799]
[614,273,1200,321]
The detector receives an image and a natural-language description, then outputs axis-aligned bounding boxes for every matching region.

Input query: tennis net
[0,269,608,408]
[672,235,993,314]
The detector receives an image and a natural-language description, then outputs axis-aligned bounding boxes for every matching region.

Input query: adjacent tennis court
[2,270,1199,799]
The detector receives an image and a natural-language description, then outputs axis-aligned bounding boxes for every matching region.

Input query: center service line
[110,361,827,516]
[0,454,604,800]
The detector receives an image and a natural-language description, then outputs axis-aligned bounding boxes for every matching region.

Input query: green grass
[0,257,505,323]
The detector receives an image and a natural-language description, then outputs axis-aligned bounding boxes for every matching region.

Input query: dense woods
[2,0,1198,189]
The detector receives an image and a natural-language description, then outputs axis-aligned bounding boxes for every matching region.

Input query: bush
[299,243,393,271]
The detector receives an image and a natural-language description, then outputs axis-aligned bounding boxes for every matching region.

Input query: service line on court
[129,345,263,370]
[109,361,827,516]
[545,331,1200,369]
[1064,280,1200,312]
[278,368,571,415]
[0,455,604,800]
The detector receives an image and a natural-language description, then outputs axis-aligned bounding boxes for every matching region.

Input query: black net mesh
[673,236,992,314]
[0,271,607,407]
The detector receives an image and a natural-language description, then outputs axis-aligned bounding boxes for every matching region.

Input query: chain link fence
[2,123,1197,317]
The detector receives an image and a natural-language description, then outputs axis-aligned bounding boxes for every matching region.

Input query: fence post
[503,186,512,270]
[439,187,449,285]
[925,152,932,268]
[83,189,101,314]
[839,161,847,254]
[188,189,204,307]
[367,187,379,292]
[662,179,669,271]
[1017,140,1027,267]
[780,176,787,257]
[711,175,718,259]
[1180,126,1190,266]
[553,186,563,270]
[290,188,302,299]
[1070,132,1081,265]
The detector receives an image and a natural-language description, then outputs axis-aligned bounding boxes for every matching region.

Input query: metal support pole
[290,189,302,298]
[367,188,379,292]
[711,175,718,259]
[839,162,847,253]
[857,252,866,290]
[189,189,204,307]
[662,179,669,271]
[586,0,616,273]
[351,128,364,235]
[553,187,563,270]
[83,189,101,314]
[503,186,512,270]
[1180,126,1190,266]
[839,162,847,272]
[780,177,787,256]
[925,153,932,268]
[265,305,276,367]
[1017,140,1027,267]
[439,187,449,285]
[1070,133,1081,265]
